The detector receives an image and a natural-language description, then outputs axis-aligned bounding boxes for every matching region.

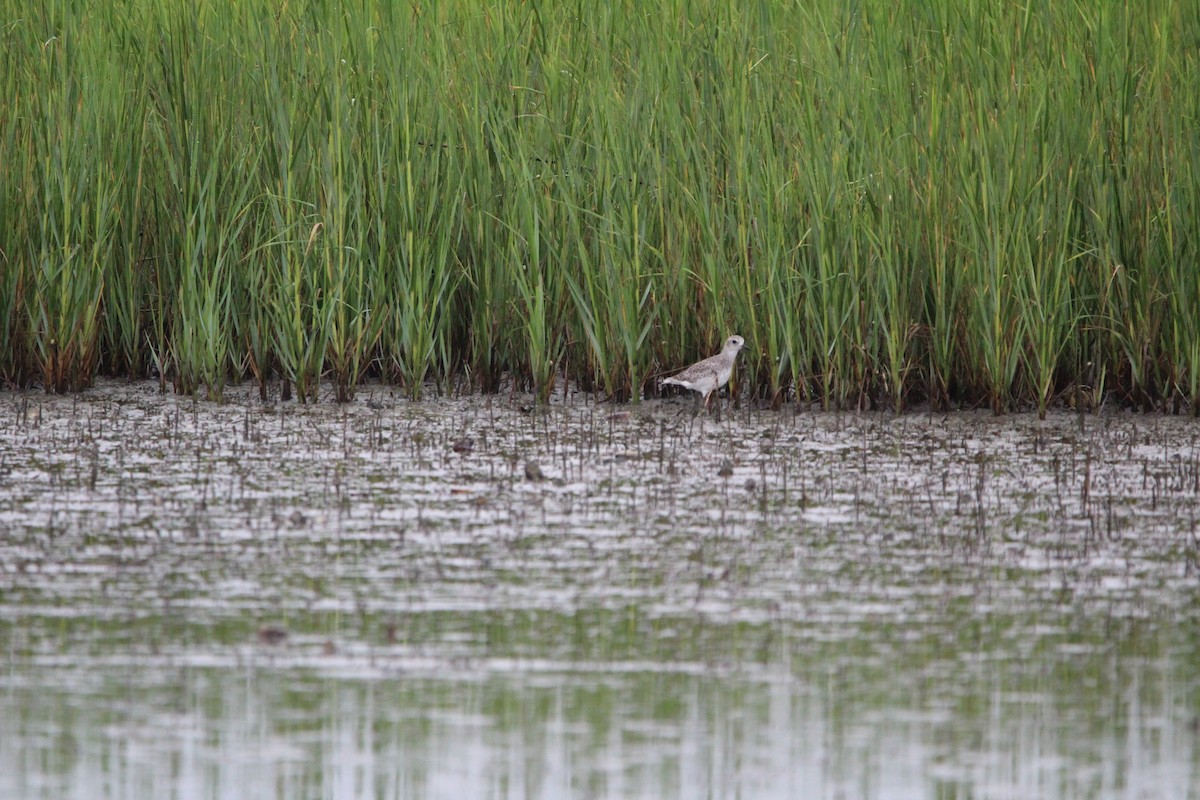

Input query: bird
[662,335,747,413]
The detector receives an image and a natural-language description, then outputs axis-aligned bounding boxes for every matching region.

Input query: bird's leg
[690,392,701,418]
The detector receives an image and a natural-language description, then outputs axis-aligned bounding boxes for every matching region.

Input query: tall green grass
[1,0,1198,413]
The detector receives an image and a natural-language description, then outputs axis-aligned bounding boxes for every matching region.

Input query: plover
[662,335,746,412]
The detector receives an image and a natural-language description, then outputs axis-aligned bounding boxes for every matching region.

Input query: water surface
[2,382,1199,799]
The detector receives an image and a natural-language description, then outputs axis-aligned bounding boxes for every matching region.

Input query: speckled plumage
[662,335,746,407]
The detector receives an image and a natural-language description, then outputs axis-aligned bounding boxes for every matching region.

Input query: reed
[2,0,1198,412]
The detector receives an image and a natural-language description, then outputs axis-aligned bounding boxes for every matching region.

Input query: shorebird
[662,335,746,413]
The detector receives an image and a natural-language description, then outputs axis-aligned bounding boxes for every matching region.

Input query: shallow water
[2,381,1199,799]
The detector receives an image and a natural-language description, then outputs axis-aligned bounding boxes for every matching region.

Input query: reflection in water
[1,382,1199,798]
[5,642,1197,799]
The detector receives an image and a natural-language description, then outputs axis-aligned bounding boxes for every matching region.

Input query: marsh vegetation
[2,0,1198,415]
